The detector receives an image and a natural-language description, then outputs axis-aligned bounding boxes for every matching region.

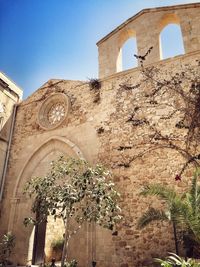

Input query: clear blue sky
[0,0,199,99]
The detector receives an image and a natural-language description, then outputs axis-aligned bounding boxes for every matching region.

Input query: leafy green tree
[138,169,200,258]
[0,232,15,266]
[24,157,122,267]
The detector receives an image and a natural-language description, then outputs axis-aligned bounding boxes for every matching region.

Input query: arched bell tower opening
[160,23,185,59]
[116,29,137,72]
[159,14,185,60]
[117,37,138,72]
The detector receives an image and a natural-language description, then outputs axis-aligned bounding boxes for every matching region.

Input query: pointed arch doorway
[8,136,93,266]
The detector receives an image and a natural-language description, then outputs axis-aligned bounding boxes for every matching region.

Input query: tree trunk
[184,233,194,259]
[61,220,69,267]
[172,221,179,255]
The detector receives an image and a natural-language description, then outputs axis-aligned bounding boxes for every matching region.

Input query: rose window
[48,103,65,125]
[38,93,70,130]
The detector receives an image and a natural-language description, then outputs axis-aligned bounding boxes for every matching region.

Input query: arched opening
[160,23,185,59]
[117,37,138,72]
[9,136,90,266]
[26,148,68,265]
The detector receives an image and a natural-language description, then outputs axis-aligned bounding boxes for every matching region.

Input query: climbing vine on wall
[118,50,200,178]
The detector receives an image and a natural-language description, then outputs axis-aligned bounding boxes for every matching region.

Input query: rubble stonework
[0,3,200,267]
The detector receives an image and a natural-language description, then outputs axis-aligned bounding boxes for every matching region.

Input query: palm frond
[137,207,169,229]
[140,184,179,204]
[189,170,199,216]
[167,252,184,264]
[139,170,200,250]
[155,253,200,267]
[196,186,200,208]
[185,215,200,242]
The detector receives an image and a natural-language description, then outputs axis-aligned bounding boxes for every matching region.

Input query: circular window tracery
[48,103,65,125]
[38,93,70,130]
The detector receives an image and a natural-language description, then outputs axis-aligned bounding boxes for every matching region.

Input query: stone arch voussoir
[13,136,84,198]
[159,13,181,32]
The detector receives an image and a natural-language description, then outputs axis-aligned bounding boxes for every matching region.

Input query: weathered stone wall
[0,79,102,266]
[0,72,23,135]
[0,89,16,185]
[0,73,22,204]
[0,51,200,267]
[97,3,200,78]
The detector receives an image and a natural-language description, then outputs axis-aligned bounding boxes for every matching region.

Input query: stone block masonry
[0,51,199,267]
[0,2,200,267]
[97,3,200,78]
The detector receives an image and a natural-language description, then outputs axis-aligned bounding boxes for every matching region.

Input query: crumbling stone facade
[0,3,200,267]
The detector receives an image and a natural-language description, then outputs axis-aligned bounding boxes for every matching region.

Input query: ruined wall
[97,3,200,78]
[1,51,200,267]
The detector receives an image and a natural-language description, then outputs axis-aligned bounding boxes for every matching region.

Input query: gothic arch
[8,136,87,265]
[13,136,84,197]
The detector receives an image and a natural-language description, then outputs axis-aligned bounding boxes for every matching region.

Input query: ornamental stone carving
[38,93,70,130]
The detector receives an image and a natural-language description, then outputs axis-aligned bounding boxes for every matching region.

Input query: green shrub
[0,232,15,266]
[64,259,77,267]
[155,253,200,267]
[51,238,64,252]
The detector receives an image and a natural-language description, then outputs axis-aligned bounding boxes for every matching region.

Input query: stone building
[0,3,200,267]
[0,72,22,203]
